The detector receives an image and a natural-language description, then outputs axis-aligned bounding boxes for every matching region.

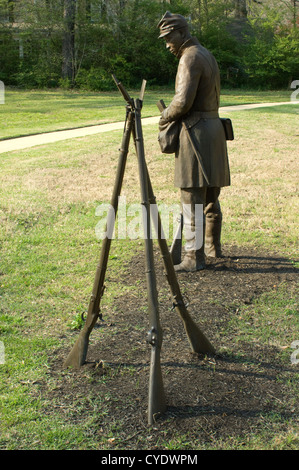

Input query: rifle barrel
[112,74,133,106]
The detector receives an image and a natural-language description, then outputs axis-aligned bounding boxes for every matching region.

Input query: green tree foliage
[242,5,299,87]
[0,0,298,89]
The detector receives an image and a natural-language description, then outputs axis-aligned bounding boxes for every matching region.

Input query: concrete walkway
[0,101,295,154]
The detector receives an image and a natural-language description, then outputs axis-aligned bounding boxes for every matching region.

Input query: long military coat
[162,37,230,189]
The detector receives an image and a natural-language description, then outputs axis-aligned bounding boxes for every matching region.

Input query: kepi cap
[158,11,189,38]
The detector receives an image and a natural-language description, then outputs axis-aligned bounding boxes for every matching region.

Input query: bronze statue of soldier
[157,12,231,272]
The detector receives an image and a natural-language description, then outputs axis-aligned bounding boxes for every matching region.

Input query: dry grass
[1,104,298,256]
[0,102,298,451]
[219,105,298,256]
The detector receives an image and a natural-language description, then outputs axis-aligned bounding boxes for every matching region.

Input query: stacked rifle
[64,77,215,425]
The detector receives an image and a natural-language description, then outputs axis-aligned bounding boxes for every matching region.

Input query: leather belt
[183,110,219,129]
[190,110,219,119]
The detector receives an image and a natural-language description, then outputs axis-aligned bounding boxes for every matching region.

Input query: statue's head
[157,11,190,56]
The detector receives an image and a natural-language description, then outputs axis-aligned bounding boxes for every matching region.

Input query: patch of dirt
[46,245,298,449]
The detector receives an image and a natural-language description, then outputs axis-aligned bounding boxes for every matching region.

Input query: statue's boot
[174,216,206,272]
[174,249,205,272]
[204,212,223,258]
[175,188,205,272]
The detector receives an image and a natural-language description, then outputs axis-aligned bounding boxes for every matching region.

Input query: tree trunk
[62,0,76,82]
[8,0,15,23]
[235,0,247,18]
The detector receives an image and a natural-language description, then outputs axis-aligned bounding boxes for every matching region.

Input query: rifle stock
[64,110,134,369]
[148,329,166,423]
[146,171,215,355]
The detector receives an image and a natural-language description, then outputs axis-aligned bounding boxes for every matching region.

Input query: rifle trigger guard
[147,326,158,346]
[171,296,188,311]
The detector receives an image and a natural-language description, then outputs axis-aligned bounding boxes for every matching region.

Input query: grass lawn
[0,94,298,450]
[0,87,292,140]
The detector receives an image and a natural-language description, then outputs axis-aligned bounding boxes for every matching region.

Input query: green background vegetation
[0,0,298,90]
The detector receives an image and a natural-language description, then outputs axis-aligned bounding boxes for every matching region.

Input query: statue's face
[164,30,184,56]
